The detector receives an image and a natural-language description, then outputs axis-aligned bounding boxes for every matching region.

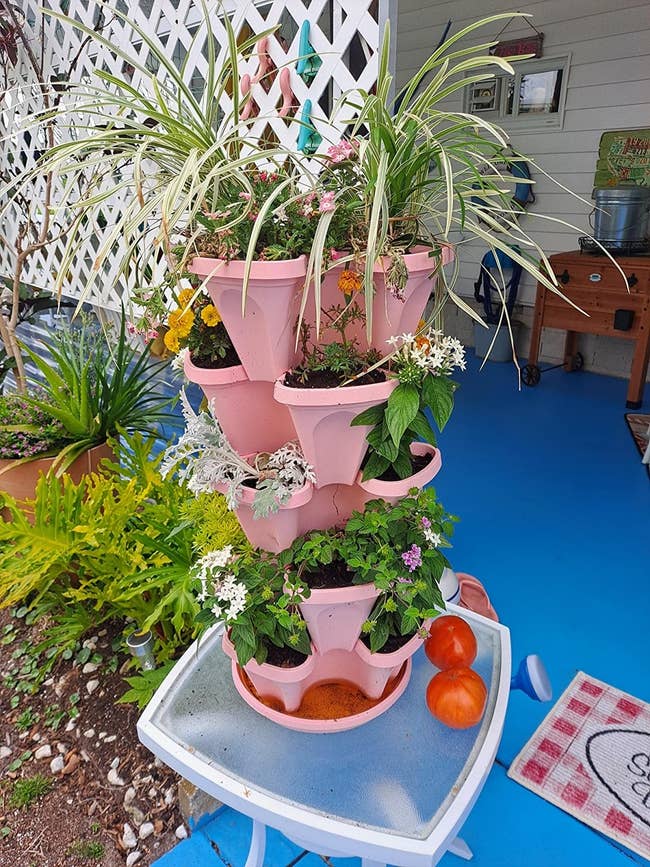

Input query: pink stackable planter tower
[187,252,447,732]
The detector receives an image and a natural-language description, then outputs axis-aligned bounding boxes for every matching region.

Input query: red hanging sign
[491,34,544,59]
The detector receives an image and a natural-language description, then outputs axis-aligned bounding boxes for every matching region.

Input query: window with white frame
[464,56,570,130]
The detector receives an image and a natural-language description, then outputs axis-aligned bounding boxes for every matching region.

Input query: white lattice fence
[0,0,393,310]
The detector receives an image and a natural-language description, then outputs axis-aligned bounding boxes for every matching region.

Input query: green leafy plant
[342,488,455,651]
[66,840,105,861]
[16,311,174,472]
[192,549,310,666]
[118,661,175,710]
[292,302,380,386]
[353,327,466,480]
[9,775,53,809]
[0,432,248,673]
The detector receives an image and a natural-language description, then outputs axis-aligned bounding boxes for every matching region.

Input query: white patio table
[137,604,511,867]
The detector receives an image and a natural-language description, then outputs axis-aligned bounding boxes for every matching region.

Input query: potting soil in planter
[374,451,433,482]
[240,664,407,720]
[283,369,386,389]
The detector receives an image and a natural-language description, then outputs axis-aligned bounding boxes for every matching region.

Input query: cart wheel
[522,364,541,387]
[570,352,584,372]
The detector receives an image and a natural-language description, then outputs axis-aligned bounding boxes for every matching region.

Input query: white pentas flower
[192,547,247,622]
[388,329,466,377]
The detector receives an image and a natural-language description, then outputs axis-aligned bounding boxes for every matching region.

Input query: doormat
[508,672,650,860]
[624,414,650,478]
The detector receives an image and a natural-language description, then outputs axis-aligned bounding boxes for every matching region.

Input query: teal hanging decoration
[296,100,322,155]
[296,21,322,83]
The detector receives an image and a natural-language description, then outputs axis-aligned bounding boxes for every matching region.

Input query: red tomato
[425,615,477,669]
[425,666,487,729]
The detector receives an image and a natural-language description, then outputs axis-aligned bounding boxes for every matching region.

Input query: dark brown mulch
[283,368,386,389]
[360,631,415,654]
[189,344,240,369]
[376,451,433,482]
[302,558,355,590]
[0,609,183,867]
[262,644,308,669]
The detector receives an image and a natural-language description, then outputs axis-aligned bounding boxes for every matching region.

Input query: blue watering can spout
[511,654,553,702]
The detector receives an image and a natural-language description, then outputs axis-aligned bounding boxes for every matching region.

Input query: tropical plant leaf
[385,383,419,448]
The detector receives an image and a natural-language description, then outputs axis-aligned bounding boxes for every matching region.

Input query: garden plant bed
[0,609,182,867]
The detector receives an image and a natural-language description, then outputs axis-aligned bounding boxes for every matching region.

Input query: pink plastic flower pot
[368,245,455,353]
[353,629,427,700]
[183,353,296,454]
[189,255,307,382]
[298,582,381,655]
[273,377,398,488]
[355,442,443,506]
[214,476,314,554]
[222,631,316,713]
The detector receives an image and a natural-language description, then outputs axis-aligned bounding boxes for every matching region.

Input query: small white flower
[423,527,442,548]
[171,347,189,373]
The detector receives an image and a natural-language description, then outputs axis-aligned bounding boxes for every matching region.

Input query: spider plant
[302,13,606,342]
[2,0,285,307]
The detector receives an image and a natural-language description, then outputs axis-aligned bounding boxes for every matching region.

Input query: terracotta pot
[355,442,443,506]
[215,475,314,554]
[189,255,307,383]
[353,628,428,700]
[298,581,381,655]
[274,376,398,488]
[222,630,316,713]
[0,442,114,522]
[184,354,295,454]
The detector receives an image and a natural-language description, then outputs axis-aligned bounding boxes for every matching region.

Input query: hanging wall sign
[594,129,650,189]
[491,34,544,58]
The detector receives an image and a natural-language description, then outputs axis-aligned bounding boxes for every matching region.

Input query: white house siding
[396,0,650,378]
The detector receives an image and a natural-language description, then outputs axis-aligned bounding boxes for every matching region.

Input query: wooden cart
[524,251,650,408]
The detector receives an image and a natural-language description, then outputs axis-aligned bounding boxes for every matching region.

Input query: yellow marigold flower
[337,269,362,294]
[200,304,221,327]
[163,329,181,353]
[177,288,195,308]
[168,307,194,337]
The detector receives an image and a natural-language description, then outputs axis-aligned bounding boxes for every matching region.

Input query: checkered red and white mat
[508,672,650,859]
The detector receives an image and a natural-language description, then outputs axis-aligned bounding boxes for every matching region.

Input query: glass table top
[143,612,508,842]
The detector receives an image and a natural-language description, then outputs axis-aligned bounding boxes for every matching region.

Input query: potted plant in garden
[0,312,173,511]
[282,529,381,655]
[274,302,397,487]
[352,327,466,495]
[192,547,313,713]
[343,488,454,699]
[161,391,316,553]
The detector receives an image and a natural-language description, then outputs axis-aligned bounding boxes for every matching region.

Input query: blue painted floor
[154,353,650,867]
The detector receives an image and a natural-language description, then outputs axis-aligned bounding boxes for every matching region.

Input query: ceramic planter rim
[222,629,316,682]
[354,626,428,669]
[189,254,308,280]
[356,442,442,496]
[184,352,247,385]
[274,374,397,408]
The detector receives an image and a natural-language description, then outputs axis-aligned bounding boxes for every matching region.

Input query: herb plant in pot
[192,548,314,713]
[352,327,466,498]
[274,302,397,487]
[343,488,454,698]
[282,530,381,656]
[161,392,316,553]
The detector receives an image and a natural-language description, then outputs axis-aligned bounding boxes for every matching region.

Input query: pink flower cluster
[327,139,356,163]
[401,544,422,572]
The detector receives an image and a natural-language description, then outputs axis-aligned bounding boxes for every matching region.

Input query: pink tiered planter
[184,354,295,454]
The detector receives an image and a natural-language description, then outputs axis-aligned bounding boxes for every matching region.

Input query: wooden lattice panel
[0,0,389,310]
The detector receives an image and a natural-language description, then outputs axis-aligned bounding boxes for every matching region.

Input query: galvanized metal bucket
[591,186,650,243]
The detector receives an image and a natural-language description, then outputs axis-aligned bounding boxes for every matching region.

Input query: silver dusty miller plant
[160,390,315,518]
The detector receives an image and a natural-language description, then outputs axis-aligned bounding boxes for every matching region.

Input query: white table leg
[244,819,266,867]
[448,836,473,860]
